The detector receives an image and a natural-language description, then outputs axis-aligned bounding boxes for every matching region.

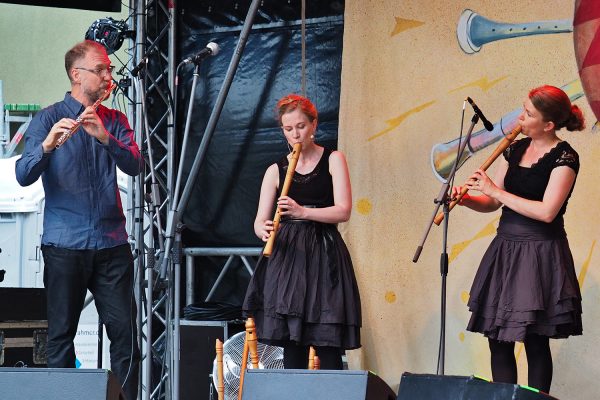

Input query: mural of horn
[457,9,573,54]
[431,79,584,182]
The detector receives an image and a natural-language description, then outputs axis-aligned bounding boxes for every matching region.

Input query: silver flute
[54,81,115,149]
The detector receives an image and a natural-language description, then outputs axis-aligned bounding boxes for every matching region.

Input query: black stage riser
[241,369,396,400]
[0,287,46,321]
[397,373,558,400]
[180,321,244,400]
[0,368,124,400]
[0,287,48,368]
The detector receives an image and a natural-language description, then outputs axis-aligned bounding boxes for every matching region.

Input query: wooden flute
[55,81,115,149]
[262,142,302,257]
[237,317,258,400]
[215,339,224,400]
[433,125,522,225]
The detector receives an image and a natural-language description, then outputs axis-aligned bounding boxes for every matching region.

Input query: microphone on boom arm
[466,97,494,131]
[182,42,220,64]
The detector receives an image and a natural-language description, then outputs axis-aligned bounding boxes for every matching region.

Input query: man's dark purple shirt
[15,92,143,249]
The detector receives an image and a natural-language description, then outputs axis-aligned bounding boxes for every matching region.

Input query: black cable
[183,301,243,321]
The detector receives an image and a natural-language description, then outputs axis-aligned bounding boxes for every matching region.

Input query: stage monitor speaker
[0,368,125,400]
[397,373,558,400]
[179,320,244,400]
[241,369,396,400]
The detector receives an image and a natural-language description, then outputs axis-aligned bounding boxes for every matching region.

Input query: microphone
[183,42,220,64]
[130,61,146,78]
[466,97,494,131]
[131,49,157,77]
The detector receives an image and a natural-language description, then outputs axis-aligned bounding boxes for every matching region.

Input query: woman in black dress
[243,94,361,370]
[452,85,585,393]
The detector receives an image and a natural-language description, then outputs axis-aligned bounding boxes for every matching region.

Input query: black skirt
[467,211,583,342]
[243,220,362,350]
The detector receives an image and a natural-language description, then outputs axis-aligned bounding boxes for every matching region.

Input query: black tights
[488,335,553,393]
[283,344,343,370]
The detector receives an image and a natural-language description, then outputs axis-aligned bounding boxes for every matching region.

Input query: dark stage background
[153,1,345,303]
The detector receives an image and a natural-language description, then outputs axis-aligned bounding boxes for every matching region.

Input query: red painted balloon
[574,0,600,121]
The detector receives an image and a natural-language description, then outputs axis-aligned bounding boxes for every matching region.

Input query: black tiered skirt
[467,211,583,342]
[243,220,362,350]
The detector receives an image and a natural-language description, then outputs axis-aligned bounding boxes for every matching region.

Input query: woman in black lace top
[243,94,361,370]
[451,85,585,393]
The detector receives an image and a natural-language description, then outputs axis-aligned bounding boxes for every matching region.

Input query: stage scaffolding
[127,1,263,399]
[125,1,345,398]
[127,1,173,399]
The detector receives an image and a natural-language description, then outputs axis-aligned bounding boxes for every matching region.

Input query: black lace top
[277,147,334,207]
[502,137,579,221]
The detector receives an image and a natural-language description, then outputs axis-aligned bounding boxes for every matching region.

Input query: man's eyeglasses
[75,66,115,77]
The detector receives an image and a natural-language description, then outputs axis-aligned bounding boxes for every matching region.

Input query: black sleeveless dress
[243,148,362,350]
[467,137,583,342]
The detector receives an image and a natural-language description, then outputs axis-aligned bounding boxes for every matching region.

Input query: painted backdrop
[339,1,600,398]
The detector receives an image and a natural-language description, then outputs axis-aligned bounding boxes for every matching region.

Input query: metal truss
[127,1,263,399]
[127,0,176,399]
[125,0,342,398]
[184,248,261,306]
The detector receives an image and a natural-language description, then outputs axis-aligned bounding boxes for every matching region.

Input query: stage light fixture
[85,17,133,55]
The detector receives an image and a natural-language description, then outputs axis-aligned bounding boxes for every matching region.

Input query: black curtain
[145,2,344,304]
[177,15,344,247]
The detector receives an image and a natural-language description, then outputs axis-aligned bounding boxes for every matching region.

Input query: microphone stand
[413,113,480,375]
